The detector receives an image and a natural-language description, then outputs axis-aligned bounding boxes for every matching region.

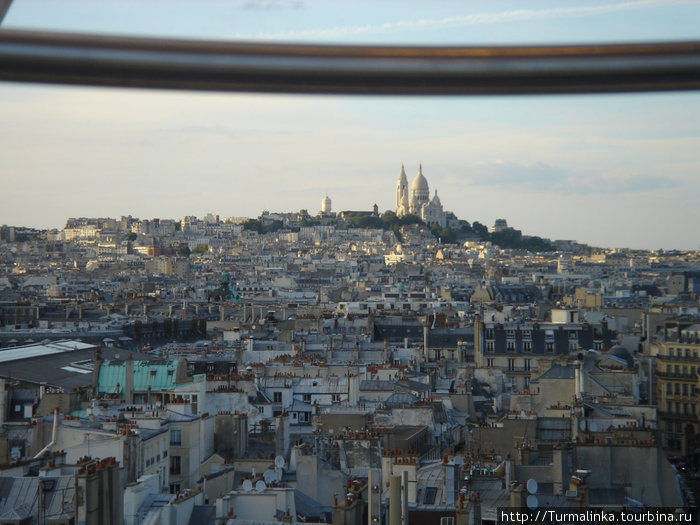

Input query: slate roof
[531,364,575,382]
[0,345,149,391]
[0,476,74,522]
[294,489,332,522]
[188,505,216,525]
[290,399,313,413]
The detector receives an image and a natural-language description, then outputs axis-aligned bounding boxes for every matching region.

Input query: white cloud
[235,0,688,40]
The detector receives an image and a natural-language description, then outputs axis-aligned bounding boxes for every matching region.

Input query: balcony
[505,367,534,375]
[657,411,699,422]
[655,370,698,380]
[656,354,700,363]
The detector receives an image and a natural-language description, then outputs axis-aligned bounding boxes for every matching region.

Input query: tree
[243,219,263,233]
[126,232,137,241]
[192,244,209,253]
[471,221,489,239]
[179,245,191,256]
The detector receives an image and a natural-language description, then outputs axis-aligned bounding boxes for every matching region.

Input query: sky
[1,0,700,250]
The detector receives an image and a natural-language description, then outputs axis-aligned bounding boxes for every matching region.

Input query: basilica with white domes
[395,164,446,228]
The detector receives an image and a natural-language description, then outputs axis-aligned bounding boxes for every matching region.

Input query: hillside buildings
[0,199,699,523]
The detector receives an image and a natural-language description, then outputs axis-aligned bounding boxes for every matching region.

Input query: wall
[574,445,682,507]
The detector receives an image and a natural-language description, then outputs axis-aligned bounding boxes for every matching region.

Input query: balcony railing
[656,354,700,363]
[655,370,698,380]
[0,29,700,95]
[657,411,699,422]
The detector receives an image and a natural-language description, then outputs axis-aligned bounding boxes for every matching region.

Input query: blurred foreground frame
[1,28,700,95]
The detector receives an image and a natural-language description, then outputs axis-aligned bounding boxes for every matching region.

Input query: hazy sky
[1,0,700,250]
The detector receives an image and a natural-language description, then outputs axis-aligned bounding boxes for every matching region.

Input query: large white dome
[411,165,429,193]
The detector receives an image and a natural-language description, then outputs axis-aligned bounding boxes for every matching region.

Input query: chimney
[124,354,134,404]
[389,475,401,525]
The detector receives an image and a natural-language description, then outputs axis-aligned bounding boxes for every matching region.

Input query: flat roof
[0,340,96,363]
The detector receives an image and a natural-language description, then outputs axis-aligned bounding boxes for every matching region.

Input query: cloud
[242,0,303,10]
[236,0,685,40]
[462,161,679,195]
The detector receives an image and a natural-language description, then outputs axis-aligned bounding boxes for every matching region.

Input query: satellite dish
[263,470,276,484]
[242,480,253,492]
[453,455,464,466]
[527,495,538,510]
[275,455,286,469]
[255,480,266,492]
[527,479,538,495]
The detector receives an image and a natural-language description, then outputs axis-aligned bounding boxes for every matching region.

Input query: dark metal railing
[1,28,700,95]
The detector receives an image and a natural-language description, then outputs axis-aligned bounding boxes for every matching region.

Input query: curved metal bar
[1,28,700,94]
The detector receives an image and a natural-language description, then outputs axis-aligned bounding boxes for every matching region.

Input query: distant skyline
[1,1,700,250]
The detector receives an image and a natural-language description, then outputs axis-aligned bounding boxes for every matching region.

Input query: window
[170,429,182,446]
[486,358,494,367]
[508,358,515,371]
[486,341,494,353]
[423,487,438,505]
[170,455,181,475]
[303,394,311,403]
[523,341,531,353]
[546,343,554,353]
[506,329,515,339]
[485,328,494,339]
[522,330,531,339]
[524,359,531,371]
[169,483,181,494]
[667,383,672,395]
[441,518,455,525]
[273,391,282,403]
[507,341,515,352]
[332,394,341,402]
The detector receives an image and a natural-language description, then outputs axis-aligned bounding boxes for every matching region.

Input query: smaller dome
[431,190,441,206]
[385,391,418,408]
[607,345,633,368]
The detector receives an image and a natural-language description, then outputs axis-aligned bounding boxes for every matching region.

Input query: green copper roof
[96,359,181,396]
